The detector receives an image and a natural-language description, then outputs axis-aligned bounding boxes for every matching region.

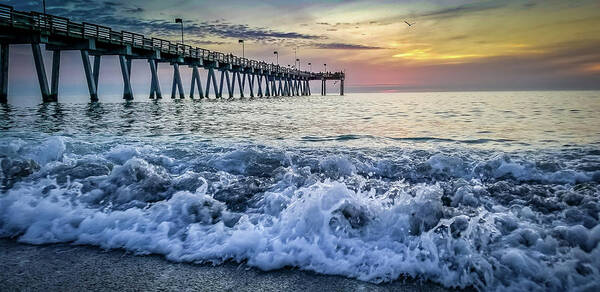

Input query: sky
[3,0,600,97]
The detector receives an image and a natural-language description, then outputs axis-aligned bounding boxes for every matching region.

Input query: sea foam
[1,136,599,291]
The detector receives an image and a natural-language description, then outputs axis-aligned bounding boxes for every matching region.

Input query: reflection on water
[1,91,599,149]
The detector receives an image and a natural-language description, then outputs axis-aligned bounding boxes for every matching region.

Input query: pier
[0,4,345,103]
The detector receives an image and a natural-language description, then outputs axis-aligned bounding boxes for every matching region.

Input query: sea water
[1,91,599,291]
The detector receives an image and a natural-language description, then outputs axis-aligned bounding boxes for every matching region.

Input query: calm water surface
[2,91,599,148]
[1,91,599,291]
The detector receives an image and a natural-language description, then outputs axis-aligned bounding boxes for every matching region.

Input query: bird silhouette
[404,21,415,27]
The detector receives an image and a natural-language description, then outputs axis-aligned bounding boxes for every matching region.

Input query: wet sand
[0,239,460,291]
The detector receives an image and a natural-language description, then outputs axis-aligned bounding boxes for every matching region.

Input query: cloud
[192,40,228,46]
[418,2,507,18]
[313,43,383,50]
[5,0,322,42]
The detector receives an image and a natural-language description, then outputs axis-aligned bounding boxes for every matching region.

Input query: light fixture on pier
[238,39,244,59]
[324,63,327,73]
[296,58,300,70]
[175,18,184,46]
[308,62,311,71]
[273,51,278,65]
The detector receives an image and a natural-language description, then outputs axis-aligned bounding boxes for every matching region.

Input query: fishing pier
[0,4,345,103]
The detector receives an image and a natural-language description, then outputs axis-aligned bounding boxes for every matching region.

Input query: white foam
[1,137,599,291]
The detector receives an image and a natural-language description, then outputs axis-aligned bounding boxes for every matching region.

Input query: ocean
[1,91,599,291]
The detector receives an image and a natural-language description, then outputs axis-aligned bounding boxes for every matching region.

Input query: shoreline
[0,239,459,291]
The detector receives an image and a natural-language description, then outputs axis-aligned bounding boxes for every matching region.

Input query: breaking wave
[1,135,600,291]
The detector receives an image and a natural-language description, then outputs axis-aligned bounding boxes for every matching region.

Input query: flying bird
[404,21,415,27]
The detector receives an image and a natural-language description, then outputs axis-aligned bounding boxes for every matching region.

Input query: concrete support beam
[81,50,99,102]
[265,76,271,97]
[189,65,204,99]
[256,74,263,97]
[205,67,219,98]
[148,59,161,99]
[49,50,61,101]
[218,69,224,98]
[118,55,133,100]
[248,73,255,98]
[170,63,185,99]
[225,70,233,98]
[93,55,100,93]
[277,78,283,96]
[305,80,309,95]
[32,44,52,102]
[0,44,7,103]
[123,57,132,98]
[218,70,232,98]
[237,71,244,98]
[230,71,237,97]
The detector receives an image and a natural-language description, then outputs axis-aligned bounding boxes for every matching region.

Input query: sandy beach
[0,239,458,291]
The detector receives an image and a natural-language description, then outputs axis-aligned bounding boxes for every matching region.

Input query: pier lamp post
[308,62,311,72]
[239,39,244,59]
[296,58,300,70]
[273,51,278,65]
[324,63,327,73]
[175,18,184,46]
[42,0,46,14]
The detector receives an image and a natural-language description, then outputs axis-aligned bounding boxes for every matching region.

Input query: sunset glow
[3,0,600,92]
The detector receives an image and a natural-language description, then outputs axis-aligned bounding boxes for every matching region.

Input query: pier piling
[0,43,7,103]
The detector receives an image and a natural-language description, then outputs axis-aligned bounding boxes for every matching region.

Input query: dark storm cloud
[314,43,383,50]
